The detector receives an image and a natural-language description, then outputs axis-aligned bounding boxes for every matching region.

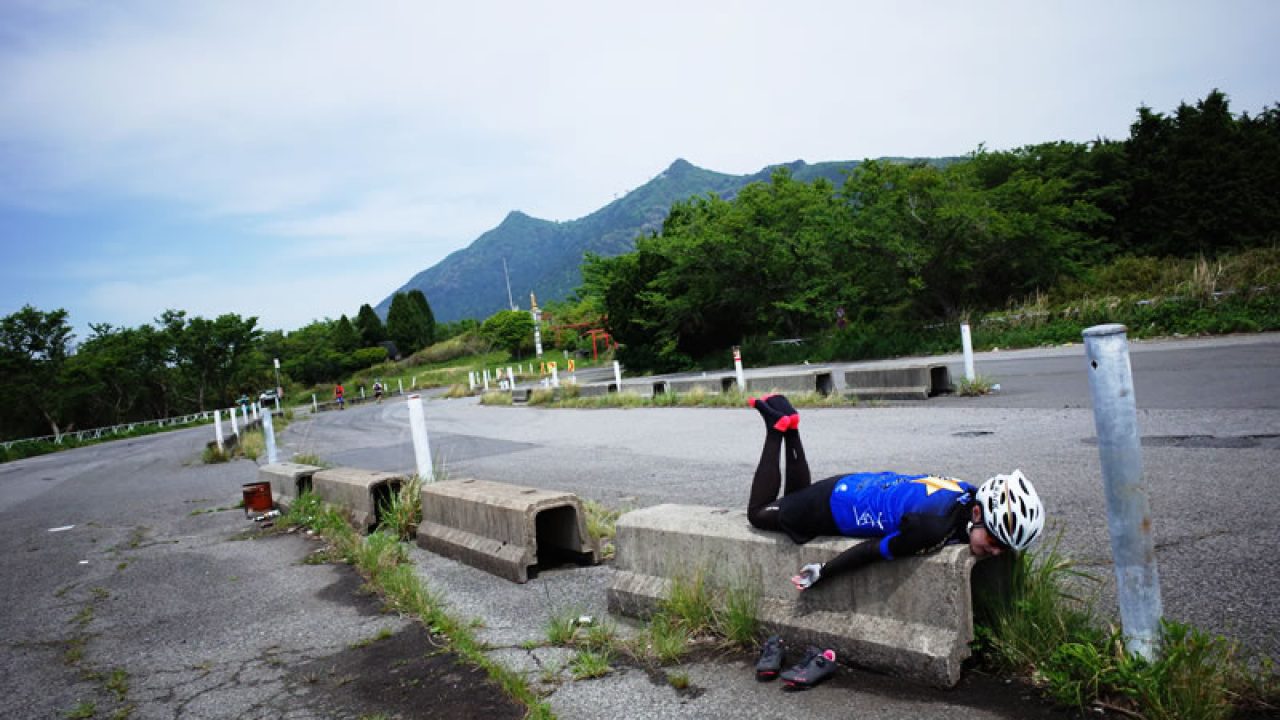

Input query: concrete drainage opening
[816,372,834,396]
[652,382,667,395]
[369,481,400,528]
[296,476,313,496]
[721,377,737,392]
[530,505,595,578]
[929,366,954,396]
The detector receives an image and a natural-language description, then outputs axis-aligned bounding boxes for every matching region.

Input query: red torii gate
[545,317,616,360]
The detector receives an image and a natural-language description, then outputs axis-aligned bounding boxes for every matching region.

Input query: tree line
[583,90,1280,372]
[0,290,441,441]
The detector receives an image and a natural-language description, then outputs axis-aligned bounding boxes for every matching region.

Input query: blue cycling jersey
[828,472,976,559]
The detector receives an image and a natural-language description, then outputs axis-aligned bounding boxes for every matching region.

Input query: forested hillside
[584,90,1280,371]
[375,158,879,322]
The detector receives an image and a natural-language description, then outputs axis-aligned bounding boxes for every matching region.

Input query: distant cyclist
[744,394,1046,689]
[373,380,384,404]
[334,383,345,410]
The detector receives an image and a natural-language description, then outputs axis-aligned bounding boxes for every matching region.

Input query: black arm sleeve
[884,506,969,559]
[814,540,883,583]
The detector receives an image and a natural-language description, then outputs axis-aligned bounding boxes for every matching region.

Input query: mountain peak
[667,158,696,173]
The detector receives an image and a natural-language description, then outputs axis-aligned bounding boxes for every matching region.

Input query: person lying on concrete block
[745,394,1046,592]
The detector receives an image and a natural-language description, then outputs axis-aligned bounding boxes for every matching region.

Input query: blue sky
[2,1,1277,341]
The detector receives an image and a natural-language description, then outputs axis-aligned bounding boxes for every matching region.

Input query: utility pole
[503,258,516,311]
[530,292,543,358]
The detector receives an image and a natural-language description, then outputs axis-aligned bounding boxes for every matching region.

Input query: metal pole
[262,407,278,464]
[960,323,976,381]
[1083,323,1163,661]
[406,394,434,482]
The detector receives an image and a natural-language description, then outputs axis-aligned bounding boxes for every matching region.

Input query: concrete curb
[312,467,407,531]
[606,504,1002,687]
[418,478,599,583]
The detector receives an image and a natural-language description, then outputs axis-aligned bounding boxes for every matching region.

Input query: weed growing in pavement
[442,384,471,399]
[640,612,692,664]
[569,649,612,679]
[975,534,1280,718]
[377,475,423,541]
[666,670,691,690]
[544,610,578,646]
[291,453,331,468]
[350,627,395,649]
[528,388,556,405]
[201,445,229,463]
[582,499,622,559]
[717,581,761,648]
[104,668,129,701]
[661,570,716,634]
[479,391,512,406]
[239,430,265,460]
[64,700,95,719]
[956,375,996,396]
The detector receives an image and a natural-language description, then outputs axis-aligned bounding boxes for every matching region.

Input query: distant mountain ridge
[375,158,877,323]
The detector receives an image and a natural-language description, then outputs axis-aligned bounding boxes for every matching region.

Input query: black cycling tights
[747,428,811,531]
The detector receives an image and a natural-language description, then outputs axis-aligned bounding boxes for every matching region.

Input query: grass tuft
[377,475,423,541]
[956,375,997,396]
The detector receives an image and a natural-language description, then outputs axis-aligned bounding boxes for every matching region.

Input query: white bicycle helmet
[975,469,1045,551]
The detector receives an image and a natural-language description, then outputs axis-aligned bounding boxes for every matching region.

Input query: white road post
[550,362,559,388]
[312,394,318,412]
[483,369,490,391]
[613,360,623,392]
[407,394,434,482]
[262,407,278,464]
[468,371,476,391]
[961,323,976,381]
[214,409,225,450]
[1084,323,1163,661]
[241,404,250,430]
[507,366,515,386]
[251,402,259,421]
[360,386,366,400]
[733,346,746,391]
[230,406,240,437]
[398,378,404,395]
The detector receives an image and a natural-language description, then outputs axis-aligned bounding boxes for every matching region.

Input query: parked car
[258,389,278,406]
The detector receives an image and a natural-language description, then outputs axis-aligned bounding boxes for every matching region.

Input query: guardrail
[0,405,267,450]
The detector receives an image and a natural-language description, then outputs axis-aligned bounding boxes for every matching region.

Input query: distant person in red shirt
[335,383,345,410]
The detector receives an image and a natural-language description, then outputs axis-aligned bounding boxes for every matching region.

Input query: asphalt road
[3,331,1277,719]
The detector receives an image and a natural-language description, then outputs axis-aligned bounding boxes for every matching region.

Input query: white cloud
[1,0,1277,331]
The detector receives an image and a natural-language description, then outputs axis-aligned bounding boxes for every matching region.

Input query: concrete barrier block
[311,467,407,531]
[667,376,731,394]
[744,369,835,396]
[258,462,324,510]
[606,504,999,687]
[575,384,611,398]
[843,365,952,400]
[418,478,600,583]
